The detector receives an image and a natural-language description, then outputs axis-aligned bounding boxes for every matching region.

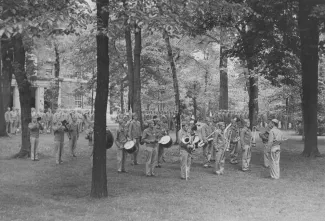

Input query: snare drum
[124,140,136,154]
[158,135,173,148]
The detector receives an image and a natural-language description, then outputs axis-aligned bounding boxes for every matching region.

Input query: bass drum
[158,135,173,148]
[124,140,136,154]
[106,129,114,149]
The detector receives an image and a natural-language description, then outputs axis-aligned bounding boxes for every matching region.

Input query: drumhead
[159,136,171,144]
[124,140,135,149]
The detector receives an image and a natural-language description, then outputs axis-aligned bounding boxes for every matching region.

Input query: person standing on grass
[259,123,273,168]
[28,116,43,161]
[266,119,284,179]
[240,119,252,172]
[128,113,142,166]
[213,122,226,175]
[68,115,79,157]
[227,118,241,164]
[52,120,65,165]
[142,120,159,177]
[10,108,17,134]
[5,107,11,134]
[116,119,128,173]
[178,121,194,180]
[46,108,53,134]
[156,118,168,168]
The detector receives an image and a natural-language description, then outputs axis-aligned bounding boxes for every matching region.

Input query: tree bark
[12,36,31,158]
[247,62,259,128]
[0,39,7,136]
[54,42,60,109]
[120,80,124,113]
[2,41,13,113]
[163,30,180,143]
[299,0,320,157]
[133,26,143,129]
[91,0,109,198]
[123,1,134,111]
[219,45,228,110]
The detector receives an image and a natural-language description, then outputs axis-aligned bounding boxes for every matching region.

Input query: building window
[75,95,83,108]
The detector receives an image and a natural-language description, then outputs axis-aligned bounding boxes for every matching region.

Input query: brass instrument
[197,129,219,148]
[61,120,71,139]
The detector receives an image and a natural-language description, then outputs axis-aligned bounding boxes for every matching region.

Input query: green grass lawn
[0,131,325,221]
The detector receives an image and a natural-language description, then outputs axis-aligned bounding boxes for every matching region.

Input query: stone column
[13,86,21,109]
[35,87,44,112]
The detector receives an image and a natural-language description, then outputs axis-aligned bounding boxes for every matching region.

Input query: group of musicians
[114,113,284,180]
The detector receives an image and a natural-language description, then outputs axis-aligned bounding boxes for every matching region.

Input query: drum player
[128,113,142,165]
[141,120,159,177]
[156,116,169,168]
[115,118,129,173]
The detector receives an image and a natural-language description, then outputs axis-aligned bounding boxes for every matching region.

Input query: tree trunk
[120,81,124,113]
[193,97,197,120]
[12,36,31,158]
[219,45,228,110]
[91,0,109,198]
[54,43,60,78]
[0,40,7,136]
[163,30,180,143]
[247,62,259,128]
[299,0,320,157]
[123,2,134,111]
[133,26,143,129]
[2,42,13,112]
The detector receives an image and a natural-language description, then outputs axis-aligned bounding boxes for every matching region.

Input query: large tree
[91,0,109,198]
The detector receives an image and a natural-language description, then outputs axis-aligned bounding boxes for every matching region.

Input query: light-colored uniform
[259,126,272,168]
[53,122,65,164]
[198,123,212,167]
[142,127,159,176]
[5,110,11,133]
[28,121,43,160]
[10,110,17,134]
[178,128,192,179]
[213,129,226,174]
[115,125,128,172]
[240,126,252,171]
[128,119,142,165]
[267,127,283,179]
[227,124,240,164]
[156,122,168,167]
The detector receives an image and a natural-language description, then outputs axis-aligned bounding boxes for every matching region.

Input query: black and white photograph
[0,0,325,220]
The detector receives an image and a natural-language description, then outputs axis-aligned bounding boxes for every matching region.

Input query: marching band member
[141,120,159,177]
[52,120,66,164]
[10,108,17,134]
[213,122,226,175]
[266,119,283,179]
[227,118,241,164]
[67,115,79,157]
[116,119,128,173]
[199,118,212,168]
[28,116,44,161]
[259,123,273,168]
[240,119,252,171]
[178,121,193,180]
[128,113,142,165]
[5,107,11,134]
[156,118,169,168]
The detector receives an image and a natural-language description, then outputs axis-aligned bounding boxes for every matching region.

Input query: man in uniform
[115,119,128,173]
[227,118,241,164]
[266,119,284,179]
[240,119,252,171]
[52,119,65,164]
[178,120,194,180]
[198,118,212,168]
[142,120,159,176]
[5,107,11,134]
[128,113,142,165]
[213,122,226,175]
[68,115,79,157]
[156,116,169,167]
